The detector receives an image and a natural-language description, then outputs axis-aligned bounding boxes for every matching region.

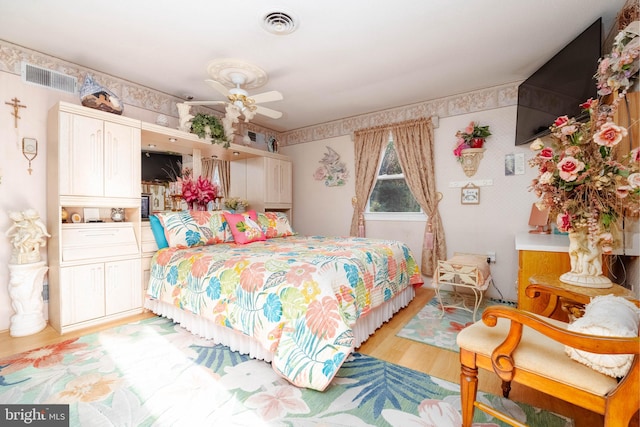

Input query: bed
[144,210,423,391]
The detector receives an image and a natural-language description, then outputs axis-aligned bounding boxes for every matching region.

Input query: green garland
[190,113,229,148]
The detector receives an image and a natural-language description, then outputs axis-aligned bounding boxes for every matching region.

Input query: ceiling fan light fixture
[262,11,297,35]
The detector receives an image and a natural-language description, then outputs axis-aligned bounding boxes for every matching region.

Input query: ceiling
[0,0,628,133]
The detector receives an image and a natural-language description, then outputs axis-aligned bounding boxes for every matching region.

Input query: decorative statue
[6,209,51,264]
[176,102,194,132]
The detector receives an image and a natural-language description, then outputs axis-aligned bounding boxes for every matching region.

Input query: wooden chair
[457,302,640,426]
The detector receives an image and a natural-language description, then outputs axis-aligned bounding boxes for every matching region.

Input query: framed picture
[461,183,480,205]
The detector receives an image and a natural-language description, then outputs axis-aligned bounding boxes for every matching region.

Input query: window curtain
[201,158,230,199]
[391,118,446,276]
[350,127,388,237]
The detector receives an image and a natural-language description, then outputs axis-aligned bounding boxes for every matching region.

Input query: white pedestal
[8,261,48,337]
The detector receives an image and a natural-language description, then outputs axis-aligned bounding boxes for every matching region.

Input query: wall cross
[5,97,27,128]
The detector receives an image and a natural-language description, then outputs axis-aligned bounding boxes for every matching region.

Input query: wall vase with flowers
[529,22,639,288]
[454,121,491,177]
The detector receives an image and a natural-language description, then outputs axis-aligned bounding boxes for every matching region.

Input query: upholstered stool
[433,252,492,321]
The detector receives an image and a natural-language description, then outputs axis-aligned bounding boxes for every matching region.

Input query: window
[367,139,421,213]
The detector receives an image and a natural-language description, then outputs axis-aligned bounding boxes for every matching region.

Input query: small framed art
[461,183,480,205]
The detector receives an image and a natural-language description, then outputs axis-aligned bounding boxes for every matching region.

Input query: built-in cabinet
[46,102,293,334]
[58,113,140,198]
[244,156,293,217]
[47,102,143,333]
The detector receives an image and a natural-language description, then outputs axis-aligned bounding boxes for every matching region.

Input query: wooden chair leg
[460,362,478,427]
[501,380,511,398]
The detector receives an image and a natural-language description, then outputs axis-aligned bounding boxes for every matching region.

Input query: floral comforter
[146,235,422,391]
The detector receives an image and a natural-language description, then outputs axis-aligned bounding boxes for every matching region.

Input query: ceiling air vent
[21,62,77,94]
[262,11,297,35]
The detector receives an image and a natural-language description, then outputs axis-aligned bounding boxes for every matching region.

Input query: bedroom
[0,0,638,425]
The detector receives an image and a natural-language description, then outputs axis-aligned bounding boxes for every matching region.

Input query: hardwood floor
[0,287,605,426]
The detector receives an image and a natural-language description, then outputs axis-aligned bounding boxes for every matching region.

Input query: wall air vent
[21,62,77,94]
[247,131,266,145]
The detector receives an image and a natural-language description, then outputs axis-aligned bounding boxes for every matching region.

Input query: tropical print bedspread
[146,235,422,391]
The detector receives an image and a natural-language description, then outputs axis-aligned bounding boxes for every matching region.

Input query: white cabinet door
[59,112,104,197]
[104,121,141,198]
[105,259,142,315]
[60,264,105,325]
[265,158,292,204]
[58,112,140,198]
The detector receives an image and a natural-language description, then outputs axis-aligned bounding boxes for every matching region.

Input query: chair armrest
[481,305,640,383]
[482,306,640,355]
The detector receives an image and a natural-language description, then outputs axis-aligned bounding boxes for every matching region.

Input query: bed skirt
[144,285,416,362]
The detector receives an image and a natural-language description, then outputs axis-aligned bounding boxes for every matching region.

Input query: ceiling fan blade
[205,79,230,97]
[183,100,226,106]
[250,90,283,104]
[255,105,283,119]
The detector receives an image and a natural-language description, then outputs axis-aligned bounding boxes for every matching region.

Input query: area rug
[397,292,514,352]
[0,316,571,426]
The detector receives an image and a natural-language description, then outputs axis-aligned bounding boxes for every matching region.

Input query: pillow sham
[257,211,296,239]
[149,215,169,249]
[157,210,231,248]
[224,210,266,244]
[565,294,640,378]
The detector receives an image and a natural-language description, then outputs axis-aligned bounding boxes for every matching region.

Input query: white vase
[559,231,613,288]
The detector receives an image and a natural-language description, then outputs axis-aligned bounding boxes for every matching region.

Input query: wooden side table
[525,273,638,321]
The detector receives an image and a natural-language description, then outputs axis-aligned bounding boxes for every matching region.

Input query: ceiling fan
[185,72,283,120]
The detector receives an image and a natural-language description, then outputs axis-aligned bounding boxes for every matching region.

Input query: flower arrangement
[190,112,229,148]
[181,176,219,207]
[223,197,248,210]
[529,21,640,253]
[453,121,492,162]
[528,22,640,253]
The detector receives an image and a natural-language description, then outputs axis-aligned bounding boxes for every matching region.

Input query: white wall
[282,106,540,302]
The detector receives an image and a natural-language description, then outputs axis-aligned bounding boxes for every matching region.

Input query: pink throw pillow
[223,210,266,244]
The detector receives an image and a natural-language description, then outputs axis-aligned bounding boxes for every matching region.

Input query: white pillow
[565,294,640,378]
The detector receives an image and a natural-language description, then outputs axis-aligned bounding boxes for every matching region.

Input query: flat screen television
[514,18,602,145]
[141,152,183,183]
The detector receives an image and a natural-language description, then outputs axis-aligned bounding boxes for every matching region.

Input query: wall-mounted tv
[141,152,183,183]
[514,18,602,145]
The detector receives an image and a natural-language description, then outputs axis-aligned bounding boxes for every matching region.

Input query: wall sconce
[460,148,485,177]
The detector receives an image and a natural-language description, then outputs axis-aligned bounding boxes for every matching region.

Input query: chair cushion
[457,313,620,397]
[565,295,640,378]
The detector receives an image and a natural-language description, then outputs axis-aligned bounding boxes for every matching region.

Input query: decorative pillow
[156,210,233,248]
[257,211,296,239]
[224,210,266,244]
[565,294,640,378]
[149,215,169,249]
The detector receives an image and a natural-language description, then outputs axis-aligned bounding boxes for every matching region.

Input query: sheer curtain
[391,118,446,276]
[350,126,388,236]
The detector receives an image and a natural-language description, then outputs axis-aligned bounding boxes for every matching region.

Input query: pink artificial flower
[616,185,631,198]
[628,172,640,189]
[593,122,628,147]
[453,143,469,158]
[579,98,595,111]
[465,122,475,134]
[556,212,572,232]
[539,147,554,159]
[630,147,640,162]
[561,124,578,136]
[557,156,585,181]
[553,115,569,127]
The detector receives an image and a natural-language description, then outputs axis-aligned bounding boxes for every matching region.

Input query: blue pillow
[149,215,169,249]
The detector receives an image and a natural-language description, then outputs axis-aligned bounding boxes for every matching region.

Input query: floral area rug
[397,291,514,352]
[0,316,571,426]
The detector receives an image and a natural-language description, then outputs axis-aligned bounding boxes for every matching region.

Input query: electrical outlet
[487,251,496,263]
